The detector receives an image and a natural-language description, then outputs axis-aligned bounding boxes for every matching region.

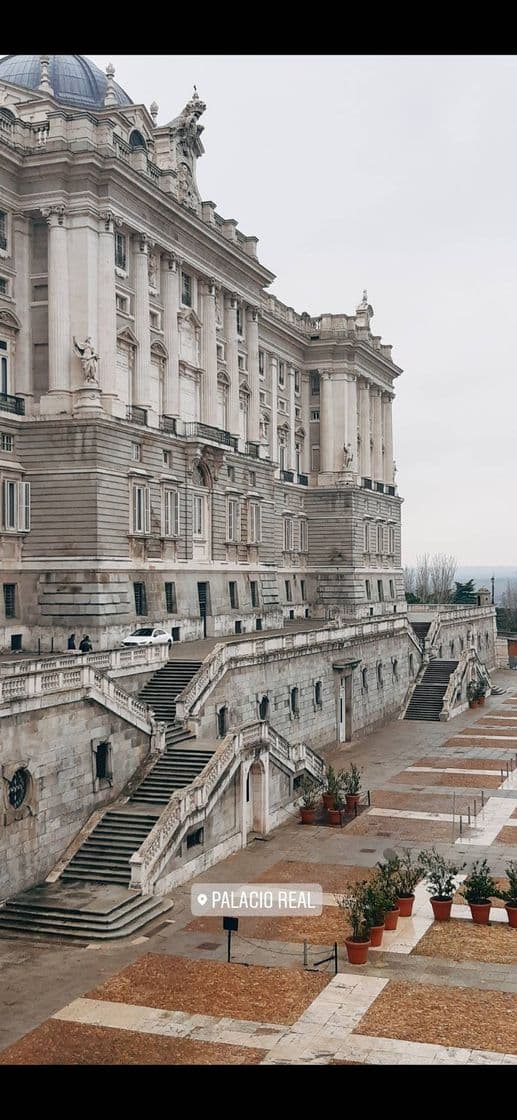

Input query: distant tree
[415,553,431,603]
[497,580,517,631]
[404,566,416,602]
[452,579,476,604]
[429,554,457,603]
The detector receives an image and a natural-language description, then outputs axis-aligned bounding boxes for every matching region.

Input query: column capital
[245,304,260,322]
[320,369,332,380]
[99,209,118,233]
[41,205,66,227]
[201,277,217,297]
[132,232,151,254]
[162,252,182,272]
[224,291,238,310]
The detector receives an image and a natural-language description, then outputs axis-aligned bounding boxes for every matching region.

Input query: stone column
[201,279,218,425]
[270,356,278,465]
[371,388,383,481]
[383,392,394,484]
[288,365,296,470]
[301,371,310,472]
[97,210,118,409]
[344,373,358,474]
[358,379,371,479]
[132,233,151,409]
[161,253,180,417]
[319,370,334,472]
[225,292,240,438]
[13,212,31,402]
[246,305,260,443]
[43,206,71,404]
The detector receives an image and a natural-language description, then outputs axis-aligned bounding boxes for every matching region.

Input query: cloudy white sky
[89,54,516,566]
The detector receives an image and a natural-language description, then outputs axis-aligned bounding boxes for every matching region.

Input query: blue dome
[0,54,132,110]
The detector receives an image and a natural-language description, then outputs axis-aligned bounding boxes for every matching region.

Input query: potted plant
[364,876,388,946]
[337,881,371,965]
[328,793,344,827]
[419,848,465,921]
[393,849,422,917]
[299,775,320,824]
[477,680,487,707]
[376,856,401,930]
[461,859,498,924]
[467,680,479,708]
[343,763,362,814]
[322,765,342,812]
[497,860,517,928]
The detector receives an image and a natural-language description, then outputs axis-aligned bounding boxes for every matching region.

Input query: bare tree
[415,553,432,603]
[404,566,416,596]
[430,554,457,603]
[501,580,517,611]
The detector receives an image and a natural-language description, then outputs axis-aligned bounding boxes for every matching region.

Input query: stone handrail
[0,662,157,736]
[130,720,324,892]
[0,642,168,679]
[439,648,492,721]
[175,616,410,724]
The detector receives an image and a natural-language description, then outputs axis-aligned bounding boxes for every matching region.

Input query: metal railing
[281,469,295,483]
[245,442,260,458]
[127,405,148,426]
[183,421,238,449]
[160,416,177,435]
[297,473,308,486]
[0,393,25,415]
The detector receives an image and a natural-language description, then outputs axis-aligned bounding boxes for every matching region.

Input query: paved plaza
[1,669,516,1065]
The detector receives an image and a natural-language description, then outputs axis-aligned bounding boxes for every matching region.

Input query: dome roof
[0,54,132,110]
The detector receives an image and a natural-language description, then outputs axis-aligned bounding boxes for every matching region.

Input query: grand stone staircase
[404,659,458,721]
[409,620,431,645]
[0,658,212,940]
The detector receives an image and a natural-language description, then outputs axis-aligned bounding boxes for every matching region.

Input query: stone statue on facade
[343,442,354,469]
[73,336,98,383]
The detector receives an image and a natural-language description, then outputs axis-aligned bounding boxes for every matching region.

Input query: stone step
[0,897,173,940]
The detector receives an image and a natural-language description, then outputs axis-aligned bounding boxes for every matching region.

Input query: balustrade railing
[0,393,25,415]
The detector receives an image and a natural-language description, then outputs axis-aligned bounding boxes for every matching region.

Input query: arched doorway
[192,460,212,561]
[244,758,267,837]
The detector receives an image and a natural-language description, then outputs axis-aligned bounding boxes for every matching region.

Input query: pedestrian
[79,635,93,653]
[67,633,76,651]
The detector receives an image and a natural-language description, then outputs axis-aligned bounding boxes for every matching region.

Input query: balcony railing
[126,406,148,426]
[386,485,396,496]
[0,393,25,415]
[375,481,385,493]
[160,416,177,435]
[245,441,260,458]
[362,477,373,489]
[297,473,308,486]
[183,421,238,449]
[281,469,295,483]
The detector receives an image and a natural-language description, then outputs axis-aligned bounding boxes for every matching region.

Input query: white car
[121,626,172,648]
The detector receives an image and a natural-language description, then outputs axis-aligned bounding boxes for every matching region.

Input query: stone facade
[0,698,150,900]
[0,55,404,652]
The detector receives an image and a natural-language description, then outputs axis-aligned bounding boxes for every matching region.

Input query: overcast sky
[89,54,516,566]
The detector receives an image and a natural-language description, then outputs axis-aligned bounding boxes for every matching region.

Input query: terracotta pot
[322,792,335,810]
[431,897,453,921]
[469,901,491,924]
[478,696,485,706]
[397,894,415,917]
[346,793,360,814]
[384,906,400,931]
[506,904,517,928]
[327,808,342,826]
[345,937,371,965]
[468,700,476,709]
[300,807,316,825]
[369,922,385,947]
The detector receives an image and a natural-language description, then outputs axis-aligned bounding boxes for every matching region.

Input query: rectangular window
[227,497,240,542]
[1,339,8,395]
[377,524,384,553]
[259,349,265,377]
[310,372,320,396]
[3,479,17,530]
[131,484,150,534]
[366,579,372,601]
[250,579,259,608]
[163,449,171,467]
[133,582,147,615]
[229,580,239,609]
[0,209,7,251]
[364,523,369,552]
[311,445,320,472]
[216,341,225,361]
[389,526,395,554]
[310,409,320,422]
[165,581,177,613]
[149,309,161,330]
[131,442,141,462]
[285,579,292,602]
[238,353,245,371]
[295,406,301,420]
[227,465,235,481]
[249,470,256,487]
[163,488,179,537]
[115,292,128,313]
[1,433,12,452]
[377,579,384,602]
[181,272,192,307]
[300,519,308,552]
[294,369,301,394]
[114,231,127,271]
[193,494,204,537]
[278,398,287,413]
[389,579,395,599]
[248,501,261,543]
[3,583,16,618]
[236,305,243,335]
[0,276,7,295]
[284,517,293,551]
[278,361,285,388]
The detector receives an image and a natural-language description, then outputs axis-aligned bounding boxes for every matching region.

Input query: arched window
[450,640,455,657]
[290,686,299,716]
[217,705,228,738]
[409,653,414,676]
[477,634,482,651]
[392,658,399,681]
[362,667,368,692]
[377,662,383,688]
[129,129,147,151]
[258,694,270,721]
[314,681,322,708]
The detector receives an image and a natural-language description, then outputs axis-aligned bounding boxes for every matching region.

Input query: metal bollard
[303,940,308,968]
[481,790,484,808]
[467,805,471,825]
[459,815,463,836]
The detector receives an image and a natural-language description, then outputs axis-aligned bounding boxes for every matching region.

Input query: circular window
[8,768,29,809]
